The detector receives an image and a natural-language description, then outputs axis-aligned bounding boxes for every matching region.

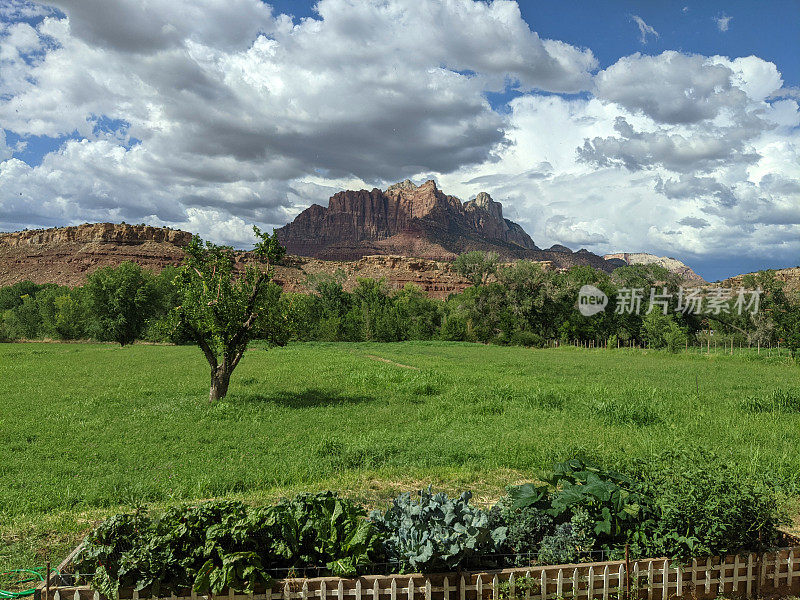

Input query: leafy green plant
[630,451,784,559]
[495,575,541,600]
[491,500,555,566]
[537,508,595,565]
[370,488,507,573]
[74,494,385,597]
[270,492,385,576]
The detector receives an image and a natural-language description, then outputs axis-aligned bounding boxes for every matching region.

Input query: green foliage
[86,262,156,346]
[452,251,499,287]
[74,494,384,596]
[370,488,507,573]
[495,575,540,600]
[592,390,661,427]
[631,452,783,558]
[739,388,800,413]
[537,508,595,564]
[664,322,687,353]
[540,459,651,549]
[171,227,286,400]
[641,310,672,349]
[270,492,385,576]
[495,501,554,563]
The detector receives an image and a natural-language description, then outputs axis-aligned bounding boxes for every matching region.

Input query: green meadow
[1,341,798,572]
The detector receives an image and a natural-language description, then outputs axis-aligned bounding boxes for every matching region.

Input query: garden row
[72,456,783,599]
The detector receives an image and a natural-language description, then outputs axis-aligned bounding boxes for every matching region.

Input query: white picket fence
[42,547,800,600]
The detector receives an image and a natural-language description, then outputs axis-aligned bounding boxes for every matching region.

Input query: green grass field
[2,341,799,572]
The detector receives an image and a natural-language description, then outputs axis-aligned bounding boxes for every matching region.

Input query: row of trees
[2,240,798,398]
[3,252,798,352]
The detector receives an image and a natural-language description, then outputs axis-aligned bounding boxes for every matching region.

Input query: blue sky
[1,0,798,280]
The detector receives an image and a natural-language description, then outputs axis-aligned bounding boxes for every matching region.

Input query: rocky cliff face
[603,252,706,283]
[0,223,190,287]
[720,267,800,295]
[0,223,193,248]
[277,179,539,261]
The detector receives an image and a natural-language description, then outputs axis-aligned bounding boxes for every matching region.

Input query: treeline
[1,253,798,355]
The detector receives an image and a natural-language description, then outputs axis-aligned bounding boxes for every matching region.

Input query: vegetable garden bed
[36,546,800,600]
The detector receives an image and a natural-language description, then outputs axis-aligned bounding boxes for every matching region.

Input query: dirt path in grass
[364,354,420,370]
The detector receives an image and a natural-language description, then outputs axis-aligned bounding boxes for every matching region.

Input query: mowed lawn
[2,341,799,571]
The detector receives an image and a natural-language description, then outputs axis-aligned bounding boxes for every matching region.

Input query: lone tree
[172,227,286,402]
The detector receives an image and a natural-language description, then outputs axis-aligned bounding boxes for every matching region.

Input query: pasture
[1,341,798,572]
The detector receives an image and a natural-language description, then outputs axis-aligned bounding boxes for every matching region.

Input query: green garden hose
[0,568,58,599]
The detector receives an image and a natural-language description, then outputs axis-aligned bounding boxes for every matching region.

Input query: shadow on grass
[237,387,375,408]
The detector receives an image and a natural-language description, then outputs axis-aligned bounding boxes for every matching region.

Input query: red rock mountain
[277,179,540,260]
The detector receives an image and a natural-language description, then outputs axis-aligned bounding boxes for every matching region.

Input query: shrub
[510,331,545,348]
[740,388,800,413]
[370,488,507,573]
[664,322,688,353]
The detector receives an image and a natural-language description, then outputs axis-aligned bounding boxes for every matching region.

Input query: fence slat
[443,578,449,600]
[556,570,563,600]
[492,575,499,600]
[774,552,780,589]
[662,560,668,600]
[647,561,654,600]
[704,558,711,595]
[302,581,309,600]
[524,571,531,600]
[408,578,414,600]
[508,573,515,600]
[356,579,362,600]
[733,555,740,592]
[540,570,547,600]
[789,550,795,588]
[633,563,640,599]
[476,576,483,600]
[602,565,609,600]
[587,567,594,600]
[747,554,753,597]
[676,564,682,598]
[459,576,465,600]
[617,565,624,599]
[572,568,579,599]
[321,579,327,600]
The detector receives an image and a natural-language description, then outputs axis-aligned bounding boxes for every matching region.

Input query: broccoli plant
[370,488,507,573]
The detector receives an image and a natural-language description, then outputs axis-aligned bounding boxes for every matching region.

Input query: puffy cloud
[594,52,747,124]
[577,116,762,173]
[0,0,601,244]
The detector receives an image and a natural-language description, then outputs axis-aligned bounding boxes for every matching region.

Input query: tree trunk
[209,367,231,402]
